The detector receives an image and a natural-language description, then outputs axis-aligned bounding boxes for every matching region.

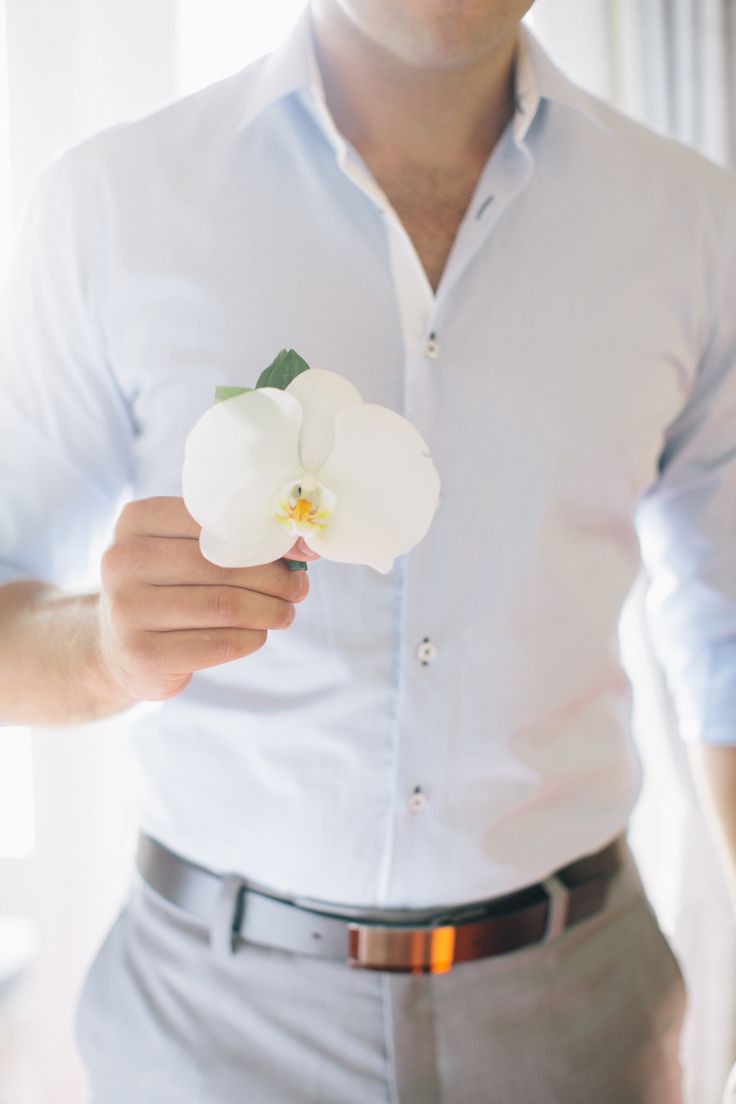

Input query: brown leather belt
[136,834,624,974]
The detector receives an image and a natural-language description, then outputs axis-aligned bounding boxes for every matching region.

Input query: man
[1,1,735,1100]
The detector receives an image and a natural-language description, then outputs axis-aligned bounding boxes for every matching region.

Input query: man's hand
[98,497,309,702]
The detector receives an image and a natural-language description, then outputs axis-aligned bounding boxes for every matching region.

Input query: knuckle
[127,536,154,578]
[100,542,123,584]
[211,587,237,625]
[102,535,148,582]
[108,587,136,626]
[115,499,141,535]
[116,496,174,538]
[126,633,157,670]
[213,630,237,663]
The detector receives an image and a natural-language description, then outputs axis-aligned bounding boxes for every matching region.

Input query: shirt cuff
[675,637,736,746]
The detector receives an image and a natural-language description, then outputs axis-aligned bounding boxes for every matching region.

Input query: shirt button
[425,335,439,359]
[408,787,427,812]
[416,638,437,665]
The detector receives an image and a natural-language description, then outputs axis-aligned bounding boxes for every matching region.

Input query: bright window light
[0,729,35,858]
[177,0,308,96]
[0,1,13,282]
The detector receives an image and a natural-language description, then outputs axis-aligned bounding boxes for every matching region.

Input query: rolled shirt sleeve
[0,147,134,588]
[635,208,736,747]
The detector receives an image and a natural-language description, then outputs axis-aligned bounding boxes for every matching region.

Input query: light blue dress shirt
[2,15,736,907]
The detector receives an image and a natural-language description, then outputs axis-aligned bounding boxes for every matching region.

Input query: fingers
[102,533,309,601]
[114,496,201,539]
[125,627,269,680]
[112,583,297,632]
[98,496,312,702]
[110,498,316,597]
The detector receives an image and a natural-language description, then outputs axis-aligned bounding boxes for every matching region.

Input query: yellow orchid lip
[274,477,336,538]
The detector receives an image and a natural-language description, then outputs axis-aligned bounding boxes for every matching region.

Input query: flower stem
[285,559,308,572]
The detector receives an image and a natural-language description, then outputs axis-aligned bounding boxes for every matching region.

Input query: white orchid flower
[182,368,440,574]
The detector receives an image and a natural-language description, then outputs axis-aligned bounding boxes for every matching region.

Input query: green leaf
[214,385,253,403]
[256,348,311,390]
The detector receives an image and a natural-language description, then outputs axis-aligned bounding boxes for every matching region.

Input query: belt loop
[541,873,570,941]
[210,875,246,957]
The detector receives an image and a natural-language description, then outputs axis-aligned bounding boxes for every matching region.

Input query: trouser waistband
[136,834,624,972]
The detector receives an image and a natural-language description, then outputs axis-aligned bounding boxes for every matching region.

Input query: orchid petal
[306,404,441,573]
[200,486,294,567]
[183,388,302,526]
[285,368,362,474]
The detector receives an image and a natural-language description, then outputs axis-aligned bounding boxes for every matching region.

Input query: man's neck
[310,6,519,171]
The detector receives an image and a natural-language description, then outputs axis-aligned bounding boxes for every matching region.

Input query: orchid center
[274,476,336,537]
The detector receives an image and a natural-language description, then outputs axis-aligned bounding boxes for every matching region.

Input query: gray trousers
[75,851,685,1103]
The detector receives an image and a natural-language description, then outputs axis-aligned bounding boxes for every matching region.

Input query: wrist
[90,594,139,715]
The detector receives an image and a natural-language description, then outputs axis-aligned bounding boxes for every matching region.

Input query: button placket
[408,786,427,813]
[425,332,440,359]
[416,637,437,666]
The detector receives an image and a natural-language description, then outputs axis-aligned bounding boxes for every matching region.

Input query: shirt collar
[515,24,610,139]
[238,4,315,129]
[240,8,610,140]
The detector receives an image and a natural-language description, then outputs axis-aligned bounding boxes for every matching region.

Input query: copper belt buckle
[348,923,457,975]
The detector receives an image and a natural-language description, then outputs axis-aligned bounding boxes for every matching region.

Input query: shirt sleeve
[0,146,134,588]
[634,207,736,747]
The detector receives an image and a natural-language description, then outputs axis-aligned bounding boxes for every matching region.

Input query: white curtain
[532,4,736,1102]
[532,0,735,166]
[610,0,734,166]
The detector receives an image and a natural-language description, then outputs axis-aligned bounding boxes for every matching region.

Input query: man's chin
[319,0,533,72]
